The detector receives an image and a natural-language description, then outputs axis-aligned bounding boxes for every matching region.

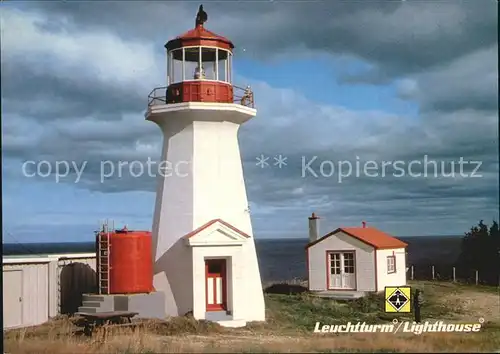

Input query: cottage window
[387,255,396,274]
[343,252,355,274]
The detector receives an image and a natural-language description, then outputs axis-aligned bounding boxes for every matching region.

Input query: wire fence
[263,266,499,289]
[407,264,499,286]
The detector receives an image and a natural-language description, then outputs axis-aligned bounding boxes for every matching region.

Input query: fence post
[453,267,456,282]
[475,270,479,285]
[432,265,435,280]
[411,265,414,280]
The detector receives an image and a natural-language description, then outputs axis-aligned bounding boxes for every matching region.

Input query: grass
[4,281,500,353]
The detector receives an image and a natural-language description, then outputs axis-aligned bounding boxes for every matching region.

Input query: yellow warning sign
[385,286,411,313]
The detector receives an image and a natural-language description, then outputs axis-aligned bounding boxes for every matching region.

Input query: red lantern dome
[147,5,254,109]
[165,23,234,52]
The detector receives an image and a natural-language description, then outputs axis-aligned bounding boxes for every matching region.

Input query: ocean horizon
[3,236,463,283]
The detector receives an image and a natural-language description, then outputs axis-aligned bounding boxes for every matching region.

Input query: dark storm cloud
[2,59,146,122]
[3,1,496,131]
[241,141,498,224]
[410,46,498,113]
[245,154,496,203]
[25,1,496,77]
[248,175,497,225]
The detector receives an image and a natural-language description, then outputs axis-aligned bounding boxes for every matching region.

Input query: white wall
[151,117,194,262]
[154,241,193,317]
[192,120,253,234]
[375,248,407,291]
[239,236,265,321]
[308,231,376,292]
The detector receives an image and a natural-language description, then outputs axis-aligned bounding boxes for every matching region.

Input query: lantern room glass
[168,46,232,84]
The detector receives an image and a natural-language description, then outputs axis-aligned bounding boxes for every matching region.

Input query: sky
[1,1,498,243]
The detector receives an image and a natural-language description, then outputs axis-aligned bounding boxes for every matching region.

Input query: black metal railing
[147,87,168,106]
[147,83,255,108]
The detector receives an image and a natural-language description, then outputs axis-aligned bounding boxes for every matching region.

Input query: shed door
[3,270,23,328]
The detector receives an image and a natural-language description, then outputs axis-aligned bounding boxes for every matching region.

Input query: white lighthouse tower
[145,5,265,327]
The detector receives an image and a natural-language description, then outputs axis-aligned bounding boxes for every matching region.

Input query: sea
[3,236,463,282]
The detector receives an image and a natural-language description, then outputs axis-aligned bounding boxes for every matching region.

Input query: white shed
[305,214,408,295]
[2,253,97,329]
[3,257,56,329]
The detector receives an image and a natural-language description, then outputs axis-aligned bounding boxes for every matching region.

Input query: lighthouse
[145,5,265,326]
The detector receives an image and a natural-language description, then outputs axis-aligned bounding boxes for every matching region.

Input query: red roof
[165,24,234,51]
[183,219,250,239]
[178,25,232,43]
[306,226,408,250]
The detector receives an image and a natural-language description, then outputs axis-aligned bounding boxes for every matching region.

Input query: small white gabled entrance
[185,218,255,327]
[327,251,356,290]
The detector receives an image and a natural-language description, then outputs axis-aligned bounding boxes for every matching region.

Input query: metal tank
[96,226,153,294]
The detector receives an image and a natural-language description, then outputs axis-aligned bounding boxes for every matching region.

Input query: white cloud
[2,8,162,90]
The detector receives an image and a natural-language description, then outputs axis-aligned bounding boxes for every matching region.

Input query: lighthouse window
[217,49,229,82]
[168,47,233,84]
[200,47,216,80]
[184,47,201,81]
[170,48,183,84]
[227,52,232,84]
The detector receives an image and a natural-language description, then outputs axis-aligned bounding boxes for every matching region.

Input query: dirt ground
[441,289,499,321]
[420,281,499,322]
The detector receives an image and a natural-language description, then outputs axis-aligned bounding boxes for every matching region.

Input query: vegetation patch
[4,281,500,353]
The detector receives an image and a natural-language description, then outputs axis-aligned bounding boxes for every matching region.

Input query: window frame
[387,255,396,274]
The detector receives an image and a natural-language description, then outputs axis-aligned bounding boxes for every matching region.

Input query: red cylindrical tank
[96,228,153,294]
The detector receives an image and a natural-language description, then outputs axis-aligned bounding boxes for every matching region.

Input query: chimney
[362,221,366,228]
[308,213,320,242]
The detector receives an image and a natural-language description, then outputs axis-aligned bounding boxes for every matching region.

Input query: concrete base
[79,292,166,319]
[204,311,247,328]
[115,292,166,319]
[216,319,247,328]
[311,291,367,300]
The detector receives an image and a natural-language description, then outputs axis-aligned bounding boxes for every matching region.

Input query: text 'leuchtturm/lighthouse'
[145,5,265,327]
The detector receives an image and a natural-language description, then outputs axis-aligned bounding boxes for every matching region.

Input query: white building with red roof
[305,213,408,297]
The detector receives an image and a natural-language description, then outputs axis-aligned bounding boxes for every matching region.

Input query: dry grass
[4,281,500,353]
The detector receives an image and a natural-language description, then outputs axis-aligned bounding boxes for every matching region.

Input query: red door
[205,259,227,311]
